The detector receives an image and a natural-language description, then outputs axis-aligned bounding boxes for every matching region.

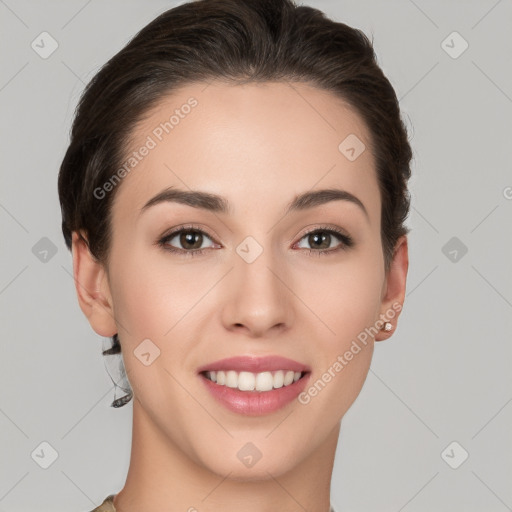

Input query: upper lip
[197,355,311,374]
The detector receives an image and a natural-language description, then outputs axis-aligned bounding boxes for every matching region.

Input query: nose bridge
[221,235,293,334]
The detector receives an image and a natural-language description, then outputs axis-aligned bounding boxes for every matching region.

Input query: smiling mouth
[200,369,309,392]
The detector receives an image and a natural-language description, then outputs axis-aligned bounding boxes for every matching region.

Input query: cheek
[294,248,383,405]
[296,264,381,423]
[109,244,201,339]
[324,271,380,324]
[297,251,384,342]
[107,248,199,399]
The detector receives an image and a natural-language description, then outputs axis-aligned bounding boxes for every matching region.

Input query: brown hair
[58,0,413,407]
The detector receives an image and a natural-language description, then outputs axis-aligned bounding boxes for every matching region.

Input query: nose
[220,245,294,338]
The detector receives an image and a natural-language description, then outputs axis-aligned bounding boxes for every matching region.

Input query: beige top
[90,494,339,511]
[90,495,116,512]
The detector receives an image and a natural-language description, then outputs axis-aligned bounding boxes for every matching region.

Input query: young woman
[58,0,411,510]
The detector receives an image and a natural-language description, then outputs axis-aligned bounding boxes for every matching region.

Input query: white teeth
[256,372,273,391]
[273,370,284,388]
[284,371,295,386]
[238,371,256,391]
[205,370,304,392]
[225,370,238,388]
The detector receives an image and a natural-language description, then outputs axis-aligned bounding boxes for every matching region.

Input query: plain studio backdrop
[0,1,511,511]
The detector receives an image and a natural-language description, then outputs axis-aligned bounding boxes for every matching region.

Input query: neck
[113,400,339,512]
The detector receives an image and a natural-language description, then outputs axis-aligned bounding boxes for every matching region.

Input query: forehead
[111,80,380,226]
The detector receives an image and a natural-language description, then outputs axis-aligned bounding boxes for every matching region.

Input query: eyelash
[157,223,354,258]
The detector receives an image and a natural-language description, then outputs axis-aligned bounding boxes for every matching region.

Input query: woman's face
[77,80,407,479]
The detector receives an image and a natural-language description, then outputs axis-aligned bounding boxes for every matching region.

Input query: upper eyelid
[294,224,350,240]
[161,224,217,243]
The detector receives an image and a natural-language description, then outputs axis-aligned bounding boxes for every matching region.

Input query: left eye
[295,228,353,252]
[160,228,216,252]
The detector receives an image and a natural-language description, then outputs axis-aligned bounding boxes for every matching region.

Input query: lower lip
[199,372,311,416]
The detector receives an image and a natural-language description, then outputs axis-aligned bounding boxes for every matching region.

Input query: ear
[71,231,117,337]
[374,235,409,341]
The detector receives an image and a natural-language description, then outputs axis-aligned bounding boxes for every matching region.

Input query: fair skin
[72,81,408,512]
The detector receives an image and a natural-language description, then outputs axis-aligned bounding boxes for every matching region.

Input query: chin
[196,441,301,481]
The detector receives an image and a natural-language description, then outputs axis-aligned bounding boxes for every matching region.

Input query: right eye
[157,225,220,257]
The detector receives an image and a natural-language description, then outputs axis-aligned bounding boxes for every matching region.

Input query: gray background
[1,0,511,511]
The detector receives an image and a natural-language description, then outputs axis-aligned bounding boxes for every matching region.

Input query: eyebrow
[140,186,369,220]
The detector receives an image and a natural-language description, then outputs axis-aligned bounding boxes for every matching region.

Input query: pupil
[181,231,202,249]
[311,232,329,249]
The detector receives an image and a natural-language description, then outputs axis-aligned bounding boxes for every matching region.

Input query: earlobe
[71,231,117,337]
[375,235,409,341]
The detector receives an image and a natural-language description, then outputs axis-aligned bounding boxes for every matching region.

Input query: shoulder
[88,494,117,512]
